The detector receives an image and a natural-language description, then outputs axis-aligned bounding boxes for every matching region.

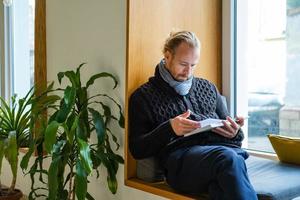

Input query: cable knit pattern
[129,65,244,162]
[140,82,186,124]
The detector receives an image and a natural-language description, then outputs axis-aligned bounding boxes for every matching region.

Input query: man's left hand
[212,116,243,139]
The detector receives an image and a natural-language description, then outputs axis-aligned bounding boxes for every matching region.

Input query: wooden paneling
[125,0,222,196]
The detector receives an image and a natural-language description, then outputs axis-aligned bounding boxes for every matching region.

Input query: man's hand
[170,110,201,136]
[212,116,244,139]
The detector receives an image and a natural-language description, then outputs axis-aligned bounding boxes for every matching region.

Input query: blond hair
[163,31,201,55]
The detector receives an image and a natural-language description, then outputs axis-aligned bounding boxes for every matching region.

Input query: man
[129,31,257,200]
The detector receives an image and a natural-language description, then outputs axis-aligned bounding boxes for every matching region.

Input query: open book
[184,118,224,137]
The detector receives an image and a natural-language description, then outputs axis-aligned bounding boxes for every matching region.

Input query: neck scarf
[158,59,193,96]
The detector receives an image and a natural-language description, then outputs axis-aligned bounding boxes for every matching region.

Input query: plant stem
[71,180,76,200]
[9,175,16,193]
[68,164,74,200]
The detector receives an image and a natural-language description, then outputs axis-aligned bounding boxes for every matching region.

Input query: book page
[184,118,224,137]
[200,118,224,128]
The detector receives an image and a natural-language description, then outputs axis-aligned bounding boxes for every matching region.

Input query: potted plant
[0,84,58,200]
[23,63,124,200]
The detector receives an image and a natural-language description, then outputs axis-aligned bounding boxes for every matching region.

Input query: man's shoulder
[130,81,156,100]
[193,77,216,87]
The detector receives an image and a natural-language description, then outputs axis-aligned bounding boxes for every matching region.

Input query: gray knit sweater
[129,66,244,163]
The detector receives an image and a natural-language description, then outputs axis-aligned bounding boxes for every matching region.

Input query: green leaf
[88,108,106,145]
[55,99,71,123]
[86,192,95,200]
[58,70,79,87]
[44,121,60,153]
[53,86,76,123]
[57,190,68,200]
[57,72,65,84]
[76,62,86,76]
[75,161,88,200]
[77,87,87,107]
[0,97,13,128]
[112,154,124,164]
[77,138,93,174]
[107,128,120,151]
[20,139,35,170]
[46,81,55,91]
[86,72,118,89]
[118,111,125,128]
[64,86,76,106]
[101,103,111,117]
[4,131,18,185]
[77,87,91,137]
[99,102,111,126]
[107,172,118,194]
[31,94,60,114]
[48,156,61,200]
[90,149,102,169]
[65,70,79,87]
[76,120,88,141]
[48,110,58,123]
[70,116,79,134]
[66,115,78,144]
[66,111,75,129]
[93,151,118,193]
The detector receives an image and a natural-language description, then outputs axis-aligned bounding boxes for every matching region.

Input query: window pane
[12,0,34,97]
[237,0,300,152]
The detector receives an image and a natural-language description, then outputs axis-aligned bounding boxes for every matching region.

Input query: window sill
[246,149,278,161]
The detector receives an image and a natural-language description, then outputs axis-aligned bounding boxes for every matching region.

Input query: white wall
[2,0,166,199]
[46,0,165,200]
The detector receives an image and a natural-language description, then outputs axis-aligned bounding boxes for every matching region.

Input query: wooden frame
[34,0,47,96]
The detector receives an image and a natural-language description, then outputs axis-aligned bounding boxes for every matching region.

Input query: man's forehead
[173,43,200,55]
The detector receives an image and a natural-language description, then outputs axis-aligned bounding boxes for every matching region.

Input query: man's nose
[184,65,193,73]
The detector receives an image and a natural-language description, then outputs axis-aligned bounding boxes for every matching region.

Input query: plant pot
[0,189,23,200]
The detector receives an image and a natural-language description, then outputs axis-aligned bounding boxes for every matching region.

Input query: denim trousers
[164,145,258,200]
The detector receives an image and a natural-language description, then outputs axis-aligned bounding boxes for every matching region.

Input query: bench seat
[247,156,300,200]
[132,155,300,200]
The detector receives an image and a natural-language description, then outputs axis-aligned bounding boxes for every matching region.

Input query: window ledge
[247,149,278,161]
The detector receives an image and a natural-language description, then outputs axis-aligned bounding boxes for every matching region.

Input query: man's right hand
[170,110,201,136]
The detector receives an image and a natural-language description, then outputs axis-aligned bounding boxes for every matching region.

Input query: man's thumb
[180,110,191,118]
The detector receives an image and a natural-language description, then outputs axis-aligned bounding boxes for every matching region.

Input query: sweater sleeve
[128,91,176,159]
[213,85,245,142]
[214,86,230,119]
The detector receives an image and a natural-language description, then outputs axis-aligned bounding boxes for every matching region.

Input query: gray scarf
[158,59,193,96]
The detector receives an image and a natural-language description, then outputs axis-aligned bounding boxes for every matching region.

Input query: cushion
[268,134,300,165]
[136,157,165,182]
[247,155,300,200]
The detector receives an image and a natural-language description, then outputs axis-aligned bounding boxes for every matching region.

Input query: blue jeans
[164,145,258,200]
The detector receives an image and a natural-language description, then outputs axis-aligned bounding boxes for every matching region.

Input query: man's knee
[214,147,245,170]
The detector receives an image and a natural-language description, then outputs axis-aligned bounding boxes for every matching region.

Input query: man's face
[164,42,200,82]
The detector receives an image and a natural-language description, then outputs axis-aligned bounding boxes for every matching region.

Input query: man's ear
[164,51,172,64]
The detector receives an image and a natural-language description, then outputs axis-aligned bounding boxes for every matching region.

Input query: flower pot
[0,189,23,200]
